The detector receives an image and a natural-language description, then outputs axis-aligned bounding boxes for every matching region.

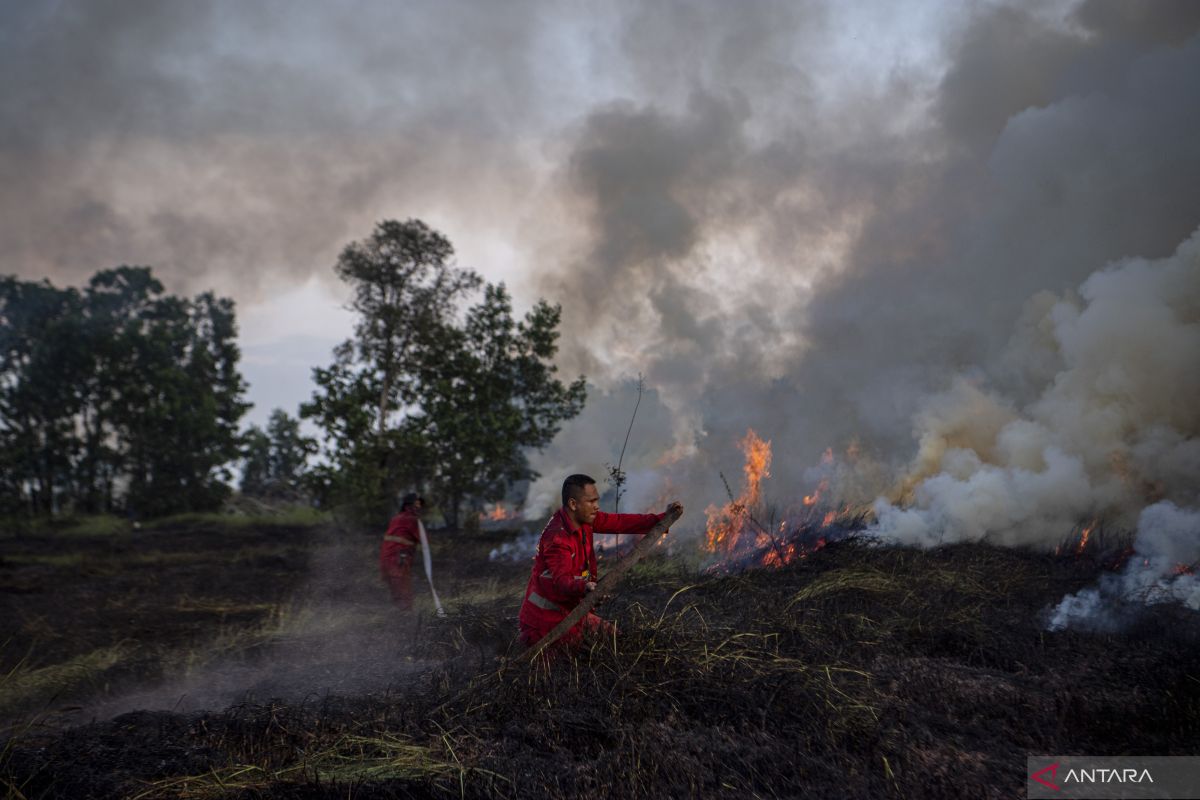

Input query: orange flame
[488,503,514,521]
[1076,520,1096,555]
[705,430,772,554]
[762,542,797,567]
[742,431,772,507]
[704,436,864,572]
[803,478,828,507]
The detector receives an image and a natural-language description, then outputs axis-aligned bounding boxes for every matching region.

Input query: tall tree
[335,219,480,435]
[77,267,165,512]
[0,278,87,513]
[117,290,248,516]
[303,220,585,526]
[417,285,585,526]
[302,341,434,515]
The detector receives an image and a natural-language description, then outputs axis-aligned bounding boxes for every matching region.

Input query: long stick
[612,374,644,514]
[418,519,446,616]
[518,505,683,662]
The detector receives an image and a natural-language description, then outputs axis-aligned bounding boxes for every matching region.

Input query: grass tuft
[0,644,133,718]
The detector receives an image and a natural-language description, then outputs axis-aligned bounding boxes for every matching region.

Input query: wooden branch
[518,506,683,662]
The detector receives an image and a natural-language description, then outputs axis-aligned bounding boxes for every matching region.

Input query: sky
[0,0,968,431]
[3,1,1199,557]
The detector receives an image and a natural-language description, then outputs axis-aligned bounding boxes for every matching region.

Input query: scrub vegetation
[3,515,1198,799]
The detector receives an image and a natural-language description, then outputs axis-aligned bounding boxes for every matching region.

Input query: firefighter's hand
[665,500,683,517]
[584,581,611,605]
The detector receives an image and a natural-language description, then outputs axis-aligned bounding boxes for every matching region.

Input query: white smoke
[488,526,541,563]
[1048,501,1200,630]
[870,227,1200,551]
[857,228,1200,626]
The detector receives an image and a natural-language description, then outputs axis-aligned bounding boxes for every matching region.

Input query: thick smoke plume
[0,0,561,298]
[3,1,1199,623]
[530,1,1200,558]
[871,231,1200,548]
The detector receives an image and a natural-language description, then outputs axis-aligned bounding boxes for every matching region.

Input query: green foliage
[240,409,316,498]
[0,267,249,517]
[417,284,586,524]
[146,505,327,530]
[302,219,586,526]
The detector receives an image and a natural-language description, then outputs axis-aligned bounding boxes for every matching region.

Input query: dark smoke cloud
[3,1,1198,544]
[1074,0,1200,46]
[0,0,552,296]
[526,0,1200,527]
[786,5,1200,459]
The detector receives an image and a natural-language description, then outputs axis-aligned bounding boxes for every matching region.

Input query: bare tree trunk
[377,367,392,437]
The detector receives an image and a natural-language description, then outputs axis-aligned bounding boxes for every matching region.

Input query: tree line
[0,267,246,516]
[0,219,585,525]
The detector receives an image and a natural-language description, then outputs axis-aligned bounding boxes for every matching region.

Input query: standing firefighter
[380,493,425,610]
[518,473,683,649]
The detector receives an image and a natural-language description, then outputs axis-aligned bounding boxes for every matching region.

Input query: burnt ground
[2,516,1199,799]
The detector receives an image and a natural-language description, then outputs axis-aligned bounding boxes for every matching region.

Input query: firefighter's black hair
[562,474,596,507]
[400,492,424,511]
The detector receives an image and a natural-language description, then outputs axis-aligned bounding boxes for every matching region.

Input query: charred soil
[2,518,1198,799]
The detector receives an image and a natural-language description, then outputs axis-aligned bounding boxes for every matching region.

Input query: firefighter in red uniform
[518,473,683,648]
[380,493,425,610]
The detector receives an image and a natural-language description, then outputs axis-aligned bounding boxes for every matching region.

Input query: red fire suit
[518,506,664,648]
[380,509,421,610]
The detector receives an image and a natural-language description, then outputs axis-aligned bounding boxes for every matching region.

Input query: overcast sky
[3,0,1198,520]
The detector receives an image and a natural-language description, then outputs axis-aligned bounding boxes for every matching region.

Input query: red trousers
[381,555,413,610]
[519,612,614,649]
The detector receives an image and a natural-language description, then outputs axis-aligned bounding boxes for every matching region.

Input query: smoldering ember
[1,1,1198,798]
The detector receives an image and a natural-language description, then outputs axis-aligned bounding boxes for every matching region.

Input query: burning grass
[3,517,1198,799]
[701,429,874,576]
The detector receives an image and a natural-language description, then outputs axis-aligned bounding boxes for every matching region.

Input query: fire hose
[417,519,446,616]
[518,504,683,662]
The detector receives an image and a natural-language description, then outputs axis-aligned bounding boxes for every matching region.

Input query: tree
[335,219,480,435]
[0,278,87,513]
[302,220,479,517]
[0,267,250,517]
[76,267,165,512]
[417,285,585,526]
[303,220,585,526]
[241,408,316,498]
[105,284,249,516]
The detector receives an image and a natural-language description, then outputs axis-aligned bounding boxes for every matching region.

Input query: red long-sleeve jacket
[380,509,420,577]
[518,506,664,641]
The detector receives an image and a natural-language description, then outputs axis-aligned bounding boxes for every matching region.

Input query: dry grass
[128,732,488,800]
[0,645,135,719]
[2,526,1198,799]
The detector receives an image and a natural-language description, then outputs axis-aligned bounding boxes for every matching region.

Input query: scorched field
[2,511,1198,799]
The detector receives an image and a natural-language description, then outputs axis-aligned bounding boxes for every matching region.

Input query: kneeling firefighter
[518,473,682,648]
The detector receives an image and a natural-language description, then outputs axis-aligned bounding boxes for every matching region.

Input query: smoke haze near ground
[3,1,1199,565]
[82,528,431,722]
